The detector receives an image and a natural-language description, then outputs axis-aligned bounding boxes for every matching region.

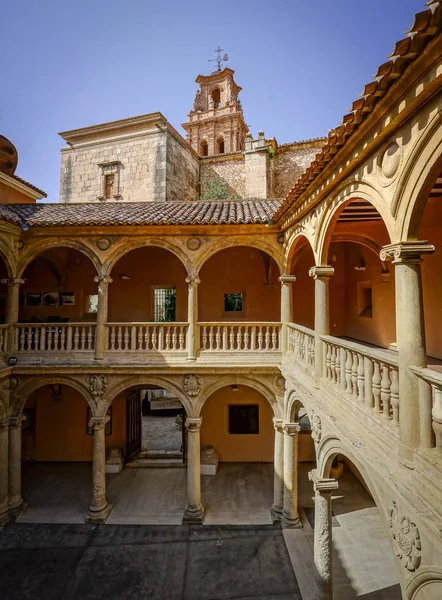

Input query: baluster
[165,328,171,350]
[335,345,341,384]
[330,344,337,382]
[116,326,123,351]
[66,325,73,351]
[326,343,332,379]
[80,326,86,350]
[345,349,353,394]
[236,327,242,351]
[381,364,392,419]
[364,357,373,407]
[145,326,151,350]
[357,354,365,402]
[229,327,235,351]
[172,327,177,350]
[158,327,164,351]
[250,327,256,350]
[73,326,80,351]
[390,369,399,424]
[152,328,157,350]
[137,327,143,351]
[300,333,305,362]
[215,327,221,350]
[200,326,206,350]
[264,327,270,351]
[340,348,346,389]
[271,328,277,350]
[179,328,184,350]
[209,327,214,350]
[109,327,115,351]
[123,326,129,350]
[60,326,66,351]
[257,327,263,351]
[87,326,94,350]
[53,327,60,351]
[351,352,358,398]
[19,327,25,351]
[243,327,249,351]
[39,326,46,351]
[130,326,136,351]
[372,361,382,412]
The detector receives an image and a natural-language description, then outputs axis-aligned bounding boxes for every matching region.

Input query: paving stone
[0,522,93,549]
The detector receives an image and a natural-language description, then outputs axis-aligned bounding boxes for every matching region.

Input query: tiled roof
[2,200,282,227]
[277,137,326,150]
[273,0,442,222]
[10,175,47,197]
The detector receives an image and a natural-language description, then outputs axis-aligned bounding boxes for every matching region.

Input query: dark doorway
[126,390,142,461]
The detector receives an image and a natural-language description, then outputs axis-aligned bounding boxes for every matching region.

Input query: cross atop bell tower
[182,64,248,157]
[208,46,228,73]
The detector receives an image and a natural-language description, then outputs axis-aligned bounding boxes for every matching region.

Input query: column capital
[308,469,339,493]
[380,241,435,264]
[88,415,110,431]
[94,275,113,285]
[185,275,201,286]
[0,419,9,432]
[283,422,301,436]
[279,274,297,286]
[8,414,27,430]
[0,278,25,287]
[273,417,285,432]
[185,417,202,432]
[309,265,334,279]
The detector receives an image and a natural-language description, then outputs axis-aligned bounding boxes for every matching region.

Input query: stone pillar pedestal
[8,415,26,520]
[0,278,24,352]
[183,417,204,523]
[309,267,334,385]
[94,275,112,360]
[282,422,302,528]
[309,469,339,600]
[380,242,434,465]
[86,415,112,523]
[271,417,285,522]
[0,420,9,525]
[279,275,296,353]
[186,276,200,361]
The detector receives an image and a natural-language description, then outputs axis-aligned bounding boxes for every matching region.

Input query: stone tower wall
[272,141,325,199]
[200,155,245,198]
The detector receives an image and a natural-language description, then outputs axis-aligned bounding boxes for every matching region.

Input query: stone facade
[273,140,324,199]
[200,154,245,198]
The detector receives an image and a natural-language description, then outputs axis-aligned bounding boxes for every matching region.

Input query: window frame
[151,285,177,322]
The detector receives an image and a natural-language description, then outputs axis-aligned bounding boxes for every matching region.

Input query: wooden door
[126,390,141,461]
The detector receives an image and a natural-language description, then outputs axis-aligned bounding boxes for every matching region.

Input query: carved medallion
[1,375,19,390]
[96,238,111,251]
[14,239,24,250]
[187,237,201,251]
[310,410,322,443]
[389,501,421,571]
[381,142,401,179]
[274,375,285,391]
[89,374,107,397]
[183,374,201,396]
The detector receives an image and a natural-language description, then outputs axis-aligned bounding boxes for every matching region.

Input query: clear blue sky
[3,0,424,202]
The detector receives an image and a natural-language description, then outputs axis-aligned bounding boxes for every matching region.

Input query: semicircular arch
[406,568,442,600]
[285,389,312,422]
[285,230,316,273]
[17,239,102,278]
[315,180,395,265]
[195,238,284,275]
[0,241,14,278]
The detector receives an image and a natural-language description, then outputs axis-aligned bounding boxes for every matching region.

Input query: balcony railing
[199,323,281,352]
[106,323,188,352]
[287,323,315,370]
[14,323,96,352]
[0,324,8,353]
[410,366,442,453]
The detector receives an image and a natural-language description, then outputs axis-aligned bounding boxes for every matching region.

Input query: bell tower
[182,63,248,157]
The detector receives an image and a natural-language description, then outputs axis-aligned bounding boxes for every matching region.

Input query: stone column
[309,469,339,600]
[1,278,24,352]
[309,266,334,384]
[0,420,9,525]
[94,275,112,360]
[271,417,285,522]
[279,275,296,353]
[380,242,434,464]
[86,415,112,523]
[282,422,301,528]
[8,415,26,519]
[186,275,200,361]
[183,417,204,522]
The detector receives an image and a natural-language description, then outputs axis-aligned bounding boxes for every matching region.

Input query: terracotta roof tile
[2,200,282,228]
[10,175,47,197]
[273,1,442,222]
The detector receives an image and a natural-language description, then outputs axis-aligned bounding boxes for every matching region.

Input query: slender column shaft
[0,421,9,523]
[309,267,334,384]
[94,275,112,360]
[8,416,26,513]
[186,275,200,361]
[309,470,339,600]
[380,242,434,463]
[282,422,301,528]
[271,418,284,522]
[86,415,112,522]
[1,278,24,352]
[183,417,204,522]
[279,275,296,353]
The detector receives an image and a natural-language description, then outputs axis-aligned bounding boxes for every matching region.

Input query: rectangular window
[229,404,259,434]
[224,293,243,312]
[153,287,176,322]
[105,174,115,199]
[86,294,99,314]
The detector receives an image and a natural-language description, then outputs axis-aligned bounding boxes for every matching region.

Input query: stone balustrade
[14,323,96,352]
[198,322,281,352]
[410,366,442,453]
[106,323,188,352]
[287,323,315,371]
[0,325,8,353]
[320,335,399,424]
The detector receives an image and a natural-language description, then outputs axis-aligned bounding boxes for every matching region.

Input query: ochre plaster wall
[22,385,126,462]
[200,385,274,462]
[199,247,280,322]
[0,182,36,204]
[291,245,315,330]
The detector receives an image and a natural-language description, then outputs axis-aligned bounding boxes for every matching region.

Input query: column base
[281,511,302,529]
[86,503,113,524]
[1,500,27,525]
[270,504,283,523]
[183,503,204,523]
[186,357,197,362]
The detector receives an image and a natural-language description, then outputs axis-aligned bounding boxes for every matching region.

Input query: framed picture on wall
[43,292,59,307]
[25,292,42,307]
[87,406,112,436]
[59,292,75,306]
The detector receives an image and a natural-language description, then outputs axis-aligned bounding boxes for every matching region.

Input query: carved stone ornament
[2,375,19,391]
[96,238,111,251]
[310,410,322,443]
[183,374,201,397]
[389,501,421,571]
[187,237,201,251]
[274,375,285,392]
[89,375,107,397]
[381,142,401,179]
[14,239,24,250]
[380,242,435,263]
